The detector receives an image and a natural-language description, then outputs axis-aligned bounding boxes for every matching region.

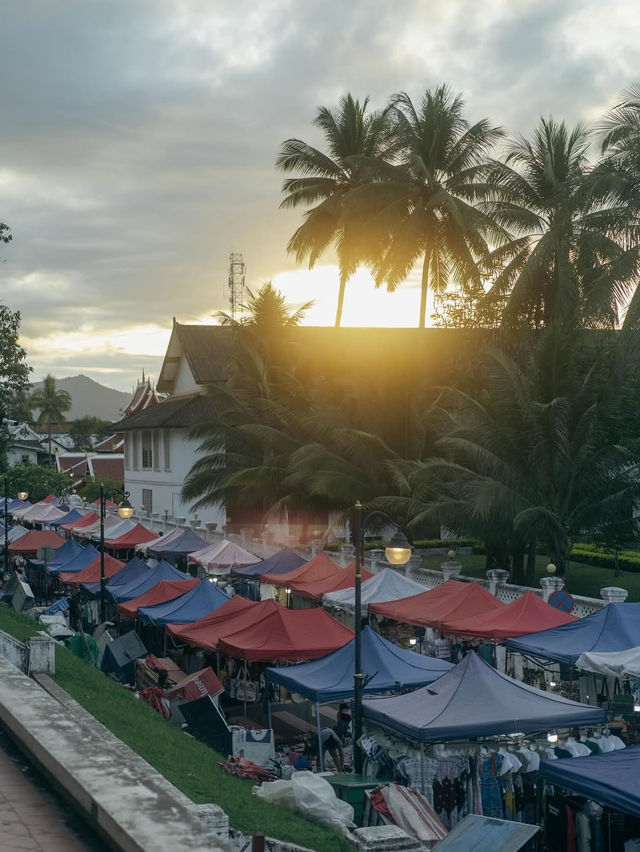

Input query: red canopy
[61,511,99,531]
[117,578,200,619]
[92,498,119,509]
[105,523,157,549]
[8,530,64,556]
[218,606,354,661]
[292,561,373,601]
[59,554,124,586]
[167,667,224,701]
[42,494,57,503]
[166,597,273,650]
[439,590,578,640]
[370,580,505,628]
[261,551,342,587]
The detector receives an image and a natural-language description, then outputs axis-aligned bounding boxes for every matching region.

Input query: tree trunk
[419,252,430,329]
[47,412,52,466]
[334,271,347,328]
[525,537,537,587]
[511,547,525,586]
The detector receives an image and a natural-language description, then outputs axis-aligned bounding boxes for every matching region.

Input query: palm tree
[29,375,72,464]
[277,94,395,327]
[399,336,640,578]
[486,117,640,329]
[352,85,507,329]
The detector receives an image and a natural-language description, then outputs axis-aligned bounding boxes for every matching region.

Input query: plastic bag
[255,771,354,830]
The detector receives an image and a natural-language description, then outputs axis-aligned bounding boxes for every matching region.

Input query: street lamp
[3,476,8,577]
[352,500,412,774]
[99,483,134,623]
[17,490,28,501]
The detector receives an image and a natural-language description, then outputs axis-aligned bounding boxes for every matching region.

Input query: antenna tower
[228,252,246,320]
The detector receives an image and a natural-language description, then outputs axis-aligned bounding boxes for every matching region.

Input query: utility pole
[228,252,246,321]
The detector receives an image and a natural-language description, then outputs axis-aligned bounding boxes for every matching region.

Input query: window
[141,431,153,469]
[153,431,161,471]
[163,430,171,471]
[21,455,29,465]
[141,488,153,514]
[131,433,139,470]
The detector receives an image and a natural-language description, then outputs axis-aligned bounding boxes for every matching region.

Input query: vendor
[308,728,344,772]
[334,702,352,741]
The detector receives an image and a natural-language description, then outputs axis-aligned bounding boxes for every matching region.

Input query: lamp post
[3,476,8,576]
[352,500,412,774]
[99,483,134,623]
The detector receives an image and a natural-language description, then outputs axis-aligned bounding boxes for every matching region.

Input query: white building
[113,323,227,530]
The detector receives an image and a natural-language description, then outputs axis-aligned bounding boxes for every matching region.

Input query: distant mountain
[30,375,132,422]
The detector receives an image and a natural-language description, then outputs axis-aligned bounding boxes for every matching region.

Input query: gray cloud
[1,0,639,389]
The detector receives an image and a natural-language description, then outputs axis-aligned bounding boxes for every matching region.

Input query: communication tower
[228,252,246,320]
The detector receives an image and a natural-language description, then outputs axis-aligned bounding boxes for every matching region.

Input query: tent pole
[267,694,272,730]
[243,661,248,721]
[315,701,323,771]
[420,742,425,796]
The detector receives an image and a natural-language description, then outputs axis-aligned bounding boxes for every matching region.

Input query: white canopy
[188,539,260,576]
[577,647,640,678]
[322,567,426,613]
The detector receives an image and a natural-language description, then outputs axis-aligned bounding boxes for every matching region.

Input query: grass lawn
[0,606,353,852]
[420,553,640,601]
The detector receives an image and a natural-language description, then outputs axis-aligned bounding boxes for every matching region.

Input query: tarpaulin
[323,567,425,613]
[292,562,372,601]
[189,539,260,576]
[266,625,452,702]
[362,651,606,742]
[440,590,577,639]
[369,579,504,628]
[138,578,230,626]
[261,551,341,587]
[232,547,306,578]
[117,578,199,618]
[59,554,124,587]
[218,606,353,661]
[507,602,640,665]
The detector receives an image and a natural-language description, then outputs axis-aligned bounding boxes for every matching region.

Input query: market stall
[539,747,640,851]
[59,554,124,588]
[369,579,505,629]
[82,555,151,597]
[107,559,188,603]
[166,597,275,651]
[440,590,578,639]
[261,551,341,587]
[507,602,640,665]
[117,578,200,619]
[137,578,230,626]
[145,527,208,561]
[217,606,353,661]
[188,539,260,576]
[232,547,307,579]
[322,567,426,613]
[47,543,99,577]
[292,562,373,603]
[104,523,157,550]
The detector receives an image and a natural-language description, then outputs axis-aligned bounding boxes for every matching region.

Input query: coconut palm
[399,335,640,577]
[29,375,72,464]
[351,85,507,329]
[277,94,395,327]
[485,118,640,329]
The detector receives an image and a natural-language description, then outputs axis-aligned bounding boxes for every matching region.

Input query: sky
[2,0,640,392]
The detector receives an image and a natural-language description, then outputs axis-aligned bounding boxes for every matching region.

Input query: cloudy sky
[2,0,639,391]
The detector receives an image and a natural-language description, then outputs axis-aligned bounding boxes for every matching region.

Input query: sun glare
[271,266,429,327]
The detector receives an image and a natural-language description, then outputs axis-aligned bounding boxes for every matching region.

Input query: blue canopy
[49,508,83,528]
[266,626,453,703]
[109,560,186,603]
[82,556,151,597]
[507,602,640,665]
[362,652,606,742]
[232,547,305,578]
[539,746,640,817]
[29,537,84,570]
[147,528,208,559]
[138,579,230,626]
[48,544,99,576]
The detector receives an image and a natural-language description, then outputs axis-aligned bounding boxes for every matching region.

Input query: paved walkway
[0,733,96,852]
